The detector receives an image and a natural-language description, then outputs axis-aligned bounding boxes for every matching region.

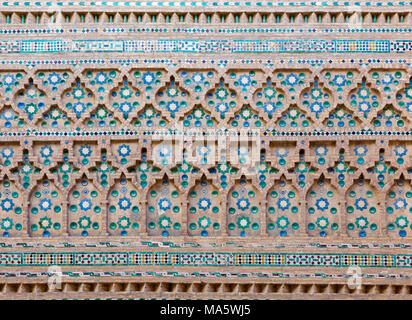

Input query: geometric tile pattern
[1,0,412,299]
[0,66,410,240]
[0,251,408,267]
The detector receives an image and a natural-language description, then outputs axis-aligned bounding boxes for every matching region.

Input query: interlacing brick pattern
[0,0,410,299]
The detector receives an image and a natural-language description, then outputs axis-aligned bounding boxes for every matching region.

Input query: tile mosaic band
[0,251,408,267]
[0,39,408,54]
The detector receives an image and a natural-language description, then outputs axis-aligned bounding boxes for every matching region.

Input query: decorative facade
[0,0,411,299]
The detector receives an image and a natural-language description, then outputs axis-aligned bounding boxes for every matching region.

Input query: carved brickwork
[0,0,411,300]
